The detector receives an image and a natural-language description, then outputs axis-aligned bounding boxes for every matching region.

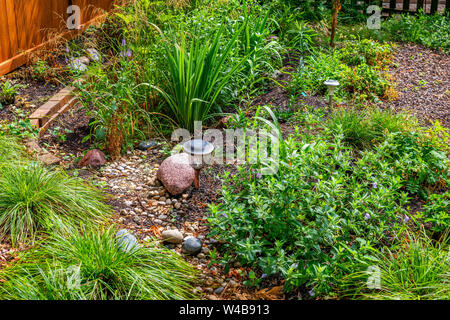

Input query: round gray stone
[116,229,139,252]
[182,236,202,255]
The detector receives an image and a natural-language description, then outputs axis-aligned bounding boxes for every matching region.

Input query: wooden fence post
[430,0,438,13]
[403,0,410,11]
[417,0,424,12]
[389,0,396,10]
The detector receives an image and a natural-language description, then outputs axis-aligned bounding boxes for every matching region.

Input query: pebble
[115,229,139,252]
[124,200,132,206]
[138,140,157,151]
[214,287,224,295]
[182,236,202,255]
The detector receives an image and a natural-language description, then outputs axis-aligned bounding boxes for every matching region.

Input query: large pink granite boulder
[157,153,194,195]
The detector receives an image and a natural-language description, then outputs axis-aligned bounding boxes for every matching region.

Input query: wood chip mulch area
[385,43,449,128]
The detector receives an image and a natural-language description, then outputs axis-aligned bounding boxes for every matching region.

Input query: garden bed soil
[38,104,91,162]
[0,79,63,123]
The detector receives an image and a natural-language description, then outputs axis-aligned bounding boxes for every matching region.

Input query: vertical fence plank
[430,0,438,13]
[389,0,396,10]
[403,0,410,11]
[0,0,14,61]
[417,0,424,12]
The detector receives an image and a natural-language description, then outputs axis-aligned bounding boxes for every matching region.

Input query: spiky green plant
[152,25,247,131]
[0,162,110,245]
[0,227,198,300]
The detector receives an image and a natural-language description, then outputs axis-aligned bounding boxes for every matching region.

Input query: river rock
[161,229,183,244]
[116,229,139,252]
[138,140,157,151]
[157,153,194,195]
[86,48,101,62]
[182,236,202,255]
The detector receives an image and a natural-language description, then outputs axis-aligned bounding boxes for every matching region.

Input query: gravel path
[385,43,449,128]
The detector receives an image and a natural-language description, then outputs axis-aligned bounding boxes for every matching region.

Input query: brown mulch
[385,43,450,128]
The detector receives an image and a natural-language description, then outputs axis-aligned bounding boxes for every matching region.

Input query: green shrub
[208,116,413,296]
[0,81,19,109]
[0,227,198,300]
[292,50,346,96]
[291,39,396,102]
[337,38,394,68]
[378,131,449,199]
[341,232,450,300]
[0,162,110,245]
[383,12,450,53]
[417,191,450,235]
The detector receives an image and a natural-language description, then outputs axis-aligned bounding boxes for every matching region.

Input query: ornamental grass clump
[0,134,27,167]
[0,162,110,245]
[341,231,450,300]
[325,108,416,149]
[0,228,198,300]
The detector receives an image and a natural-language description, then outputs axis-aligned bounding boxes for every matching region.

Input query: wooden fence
[308,0,449,14]
[382,0,449,14]
[0,0,115,76]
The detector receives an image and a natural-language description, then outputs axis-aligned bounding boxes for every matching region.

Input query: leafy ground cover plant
[377,131,449,199]
[208,111,417,296]
[337,38,394,68]
[0,81,20,109]
[341,231,450,300]
[290,38,396,102]
[0,227,198,300]
[416,191,449,236]
[0,162,110,245]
